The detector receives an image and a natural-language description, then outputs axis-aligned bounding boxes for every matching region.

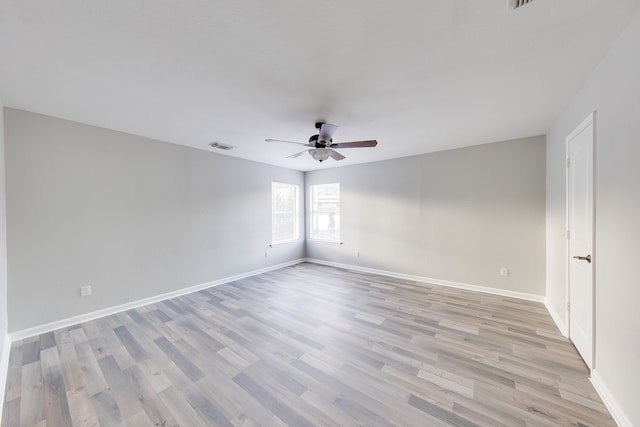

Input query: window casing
[272,182,300,244]
[309,183,340,242]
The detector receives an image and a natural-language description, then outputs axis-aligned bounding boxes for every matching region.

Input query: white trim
[307,239,343,245]
[271,181,301,244]
[0,333,10,423]
[269,239,302,247]
[591,369,633,427]
[308,182,340,242]
[9,259,305,342]
[545,298,568,337]
[304,258,544,303]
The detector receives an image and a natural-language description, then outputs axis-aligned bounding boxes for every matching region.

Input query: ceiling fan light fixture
[309,148,330,162]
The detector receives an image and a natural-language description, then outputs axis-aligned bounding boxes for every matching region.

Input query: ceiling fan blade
[318,123,338,144]
[330,140,378,149]
[286,150,310,159]
[266,139,310,146]
[327,148,345,161]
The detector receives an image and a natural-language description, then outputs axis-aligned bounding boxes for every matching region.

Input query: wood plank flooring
[2,263,615,426]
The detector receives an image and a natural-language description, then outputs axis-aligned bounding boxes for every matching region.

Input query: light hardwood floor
[2,263,615,426]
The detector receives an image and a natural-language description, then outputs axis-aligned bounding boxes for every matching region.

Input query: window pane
[310,183,340,241]
[272,182,299,243]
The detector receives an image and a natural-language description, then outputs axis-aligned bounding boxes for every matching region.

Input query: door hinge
[566,230,570,240]
[567,302,570,312]
[567,158,571,168]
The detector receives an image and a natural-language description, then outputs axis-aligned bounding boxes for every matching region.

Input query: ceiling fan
[266,122,378,162]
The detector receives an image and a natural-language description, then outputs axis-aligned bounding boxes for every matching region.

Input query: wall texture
[546,10,640,426]
[4,108,305,332]
[306,136,546,298]
[0,99,8,404]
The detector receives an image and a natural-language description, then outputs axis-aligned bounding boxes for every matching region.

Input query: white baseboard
[544,298,568,337]
[7,258,545,342]
[304,258,545,303]
[591,369,633,427]
[9,259,305,342]
[0,333,10,424]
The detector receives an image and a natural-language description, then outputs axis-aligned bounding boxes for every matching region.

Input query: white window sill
[270,239,301,247]
[308,239,343,245]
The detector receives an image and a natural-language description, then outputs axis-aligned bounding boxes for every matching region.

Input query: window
[310,183,340,242]
[272,182,299,244]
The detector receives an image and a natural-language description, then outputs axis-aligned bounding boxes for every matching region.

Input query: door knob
[573,254,592,263]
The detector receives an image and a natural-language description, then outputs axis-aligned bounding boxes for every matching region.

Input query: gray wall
[306,136,546,297]
[546,9,640,426]
[4,108,305,332]
[0,99,7,380]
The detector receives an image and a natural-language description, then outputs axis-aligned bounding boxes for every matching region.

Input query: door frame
[565,110,596,369]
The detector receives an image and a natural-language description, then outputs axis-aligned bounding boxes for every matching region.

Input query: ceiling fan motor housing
[309,134,330,148]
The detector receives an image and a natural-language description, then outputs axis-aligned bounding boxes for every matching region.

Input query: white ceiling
[1,1,638,171]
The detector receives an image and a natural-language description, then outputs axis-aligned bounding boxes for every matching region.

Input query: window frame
[271,181,300,245]
[309,182,341,243]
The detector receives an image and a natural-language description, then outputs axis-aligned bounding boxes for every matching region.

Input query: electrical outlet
[80,285,92,297]
[355,251,360,258]
[500,268,509,277]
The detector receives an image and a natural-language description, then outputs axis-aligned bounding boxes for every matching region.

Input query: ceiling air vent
[208,141,234,151]
[510,0,533,10]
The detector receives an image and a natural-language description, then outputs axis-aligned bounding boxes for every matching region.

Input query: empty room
[0,1,639,426]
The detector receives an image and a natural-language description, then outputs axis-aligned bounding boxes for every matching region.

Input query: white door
[567,112,595,369]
